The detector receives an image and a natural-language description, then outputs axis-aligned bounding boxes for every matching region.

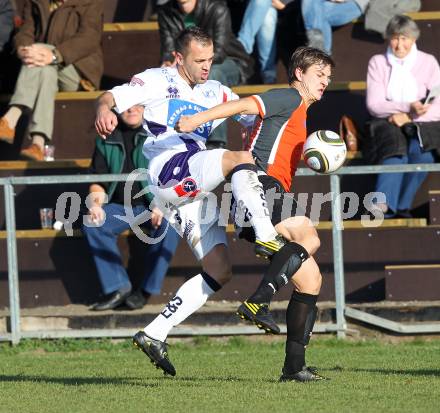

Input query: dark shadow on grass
[324,367,440,377]
[174,376,249,383]
[177,376,273,383]
[0,374,163,387]
[1,373,283,385]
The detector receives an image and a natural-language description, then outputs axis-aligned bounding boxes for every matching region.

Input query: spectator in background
[83,105,180,311]
[301,0,369,54]
[157,0,253,149]
[0,0,104,161]
[364,0,420,37]
[237,0,280,84]
[364,15,440,218]
[0,0,14,53]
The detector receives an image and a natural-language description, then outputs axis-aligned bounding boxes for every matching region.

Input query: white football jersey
[110,67,239,157]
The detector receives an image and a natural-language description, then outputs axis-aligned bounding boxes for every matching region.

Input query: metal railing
[2,163,440,344]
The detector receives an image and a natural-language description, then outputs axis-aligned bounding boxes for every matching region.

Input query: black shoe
[396,209,413,219]
[132,331,176,376]
[125,290,150,310]
[254,234,286,260]
[90,290,131,311]
[236,301,280,334]
[206,141,226,150]
[279,366,327,382]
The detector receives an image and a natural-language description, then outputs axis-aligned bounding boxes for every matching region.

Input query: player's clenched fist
[94,91,119,138]
[95,108,118,138]
[174,115,198,133]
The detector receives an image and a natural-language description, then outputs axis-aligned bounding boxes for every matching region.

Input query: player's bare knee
[312,271,322,293]
[307,270,322,294]
[203,265,232,286]
[217,268,233,285]
[298,227,320,255]
[202,258,232,286]
[230,150,254,167]
[292,267,322,295]
[291,232,320,256]
[307,232,321,255]
[222,151,256,176]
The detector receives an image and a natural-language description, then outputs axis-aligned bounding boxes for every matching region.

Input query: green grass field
[0,336,439,413]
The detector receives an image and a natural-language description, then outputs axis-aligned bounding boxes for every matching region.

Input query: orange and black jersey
[247,88,306,192]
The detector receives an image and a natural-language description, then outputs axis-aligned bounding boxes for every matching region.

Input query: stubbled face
[177,0,197,14]
[176,40,214,86]
[121,105,144,128]
[296,63,332,101]
[389,34,416,59]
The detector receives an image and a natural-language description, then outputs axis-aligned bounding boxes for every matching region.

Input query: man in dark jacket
[157,0,253,148]
[83,105,180,311]
[0,0,104,160]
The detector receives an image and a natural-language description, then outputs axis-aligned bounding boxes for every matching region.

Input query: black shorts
[236,174,306,243]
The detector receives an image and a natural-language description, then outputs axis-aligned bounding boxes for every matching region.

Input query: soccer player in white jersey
[95,27,285,376]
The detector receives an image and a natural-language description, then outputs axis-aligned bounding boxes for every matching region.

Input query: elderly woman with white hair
[364,14,440,218]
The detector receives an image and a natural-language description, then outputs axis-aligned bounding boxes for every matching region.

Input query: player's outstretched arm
[175,97,259,133]
[95,92,118,139]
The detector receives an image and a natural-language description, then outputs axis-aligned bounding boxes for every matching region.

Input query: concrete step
[2,301,440,337]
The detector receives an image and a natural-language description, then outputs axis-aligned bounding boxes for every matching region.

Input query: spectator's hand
[272,0,286,10]
[95,108,118,138]
[150,206,163,229]
[388,112,412,127]
[88,205,105,225]
[22,44,53,67]
[175,115,198,133]
[410,100,430,117]
[17,46,29,61]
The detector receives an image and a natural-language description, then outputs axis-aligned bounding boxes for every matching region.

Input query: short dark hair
[175,27,213,55]
[288,47,335,84]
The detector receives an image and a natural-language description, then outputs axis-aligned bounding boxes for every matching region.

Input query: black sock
[201,271,222,292]
[283,291,318,375]
[247,242,309,304]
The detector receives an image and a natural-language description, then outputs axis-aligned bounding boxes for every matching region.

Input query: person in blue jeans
[237,0,279,84]
[301,0,369,54]
[83,104,180,311]
[364,15,440,219]
[376,136,435,218]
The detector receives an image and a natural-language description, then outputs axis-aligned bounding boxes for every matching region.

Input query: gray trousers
[10,46,81,140]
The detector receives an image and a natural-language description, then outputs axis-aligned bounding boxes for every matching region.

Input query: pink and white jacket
[366,49,440,122]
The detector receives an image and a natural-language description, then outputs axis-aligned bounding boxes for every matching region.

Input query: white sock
[231,168,277,242]
[144,274,216,342]
[31,134,46,151]
[4,106,22,129]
